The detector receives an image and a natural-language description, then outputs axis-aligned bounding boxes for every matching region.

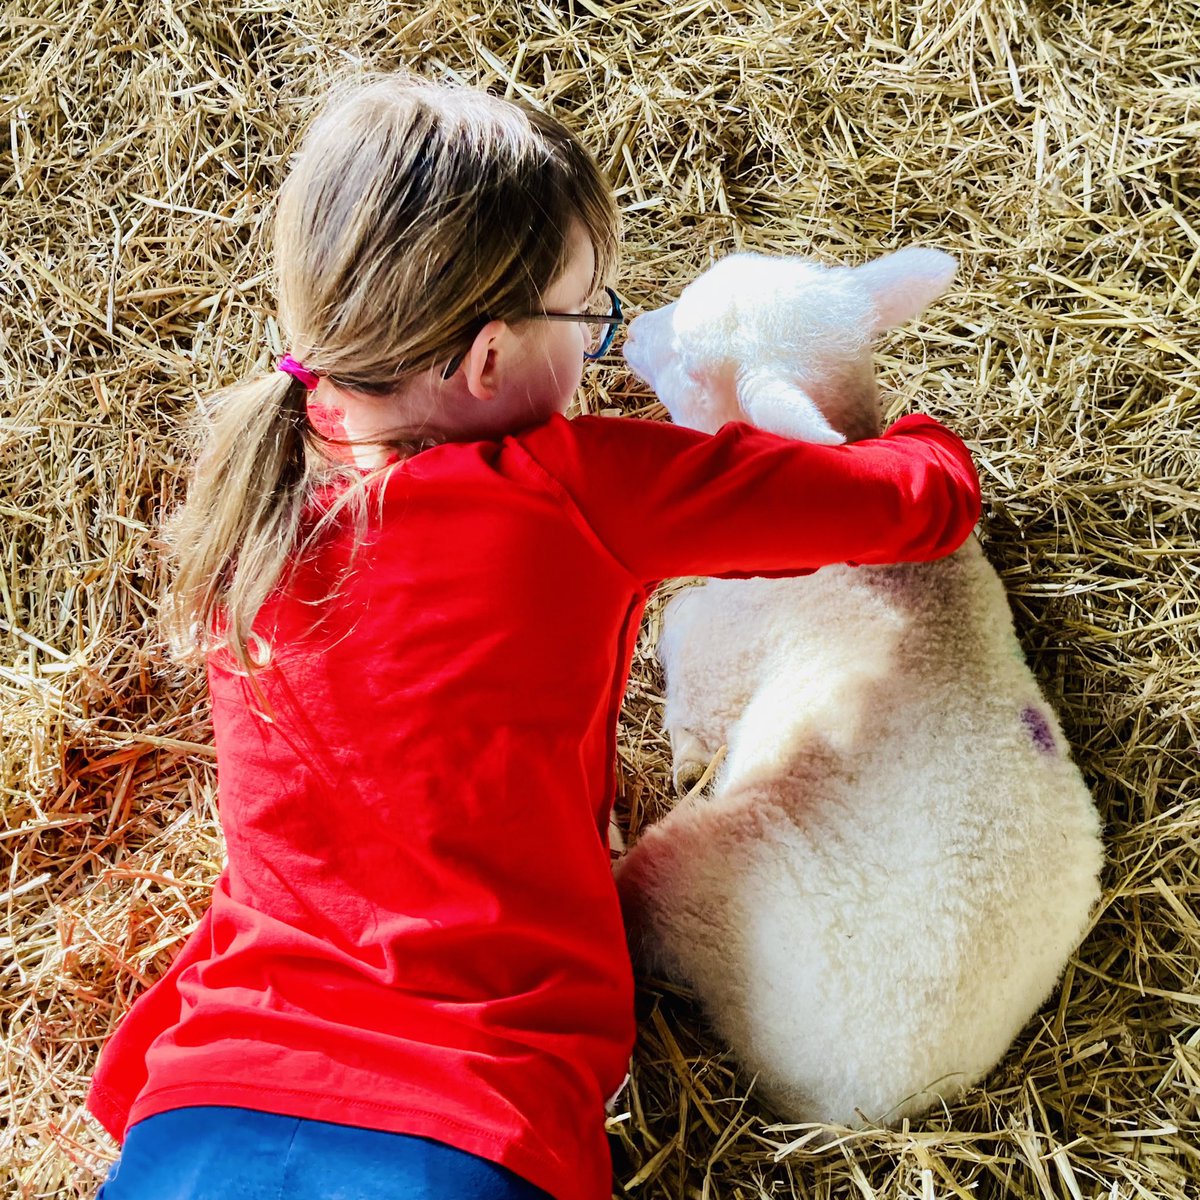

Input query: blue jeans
[96,1106,552,1199]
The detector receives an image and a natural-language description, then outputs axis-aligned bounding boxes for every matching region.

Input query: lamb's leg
[614,786,747,981]
[658,581,771,792]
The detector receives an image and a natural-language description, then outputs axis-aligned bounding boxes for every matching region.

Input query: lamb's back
[633,541,1102,1121]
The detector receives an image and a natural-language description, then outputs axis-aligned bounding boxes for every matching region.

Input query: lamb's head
[623,247,957,444]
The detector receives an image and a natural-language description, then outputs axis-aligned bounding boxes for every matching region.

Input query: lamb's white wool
[614,247,1103,1127]
[622,247,957,445]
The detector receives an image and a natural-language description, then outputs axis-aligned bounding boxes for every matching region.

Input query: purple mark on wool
[1021,706,1056,754]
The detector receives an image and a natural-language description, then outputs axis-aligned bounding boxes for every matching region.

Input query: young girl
[88,73,981,1200]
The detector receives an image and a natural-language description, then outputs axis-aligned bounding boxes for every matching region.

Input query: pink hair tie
[277,354,320,391]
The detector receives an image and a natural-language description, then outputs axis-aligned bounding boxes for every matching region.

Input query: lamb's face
[621,298,708,421]
[624,248,957,444]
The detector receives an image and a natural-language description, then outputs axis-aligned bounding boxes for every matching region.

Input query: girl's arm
[514,413,981,585]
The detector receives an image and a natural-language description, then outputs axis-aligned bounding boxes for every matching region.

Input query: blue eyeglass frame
[440,287,624,381]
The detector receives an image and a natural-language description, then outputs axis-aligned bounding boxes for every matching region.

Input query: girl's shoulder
[508,410,724,470]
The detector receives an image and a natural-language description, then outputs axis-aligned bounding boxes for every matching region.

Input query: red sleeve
[513,412,981,585]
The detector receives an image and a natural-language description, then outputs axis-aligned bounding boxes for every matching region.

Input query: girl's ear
[462,319,508,402]
[852,248,957,332]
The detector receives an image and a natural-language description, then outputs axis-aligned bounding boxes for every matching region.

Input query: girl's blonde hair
[163,73,619,673]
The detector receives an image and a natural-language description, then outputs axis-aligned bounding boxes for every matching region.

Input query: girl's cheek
[562,327,584,372]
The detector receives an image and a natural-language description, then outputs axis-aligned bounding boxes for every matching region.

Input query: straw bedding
[2,1,1197,1196]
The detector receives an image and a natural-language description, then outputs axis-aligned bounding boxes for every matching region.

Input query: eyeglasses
[441,286,624,381]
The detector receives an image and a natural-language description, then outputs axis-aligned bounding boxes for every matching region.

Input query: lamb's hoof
[674,760,708,794]
[607,817,626,855]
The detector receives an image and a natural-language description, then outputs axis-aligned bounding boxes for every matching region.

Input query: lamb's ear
[852,247,957,332]
[736,369,845,445]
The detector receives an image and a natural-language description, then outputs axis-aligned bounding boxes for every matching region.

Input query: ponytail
[162,369,320,673]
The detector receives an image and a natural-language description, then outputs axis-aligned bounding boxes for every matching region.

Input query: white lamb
[614,247,1104,1128]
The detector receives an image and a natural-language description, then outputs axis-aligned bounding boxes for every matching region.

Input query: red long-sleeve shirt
[87,411,980,1200]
